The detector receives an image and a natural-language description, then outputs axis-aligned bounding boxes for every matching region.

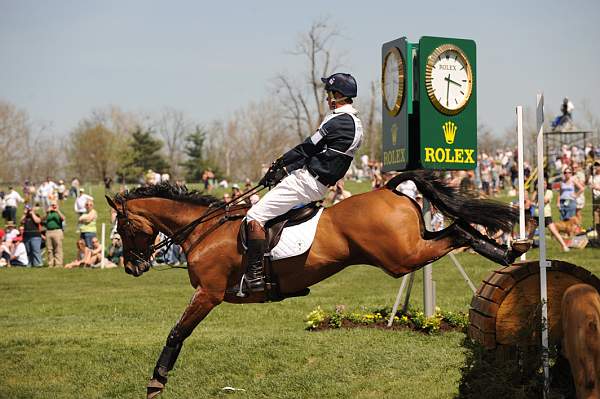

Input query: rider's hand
[260,159,287,187]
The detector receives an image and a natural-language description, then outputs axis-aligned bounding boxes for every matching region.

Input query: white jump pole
[516,106,527,261]
[387,274,409,327]
[448,253,477,294]
[536,93,550,398]
[101,223,106,269]
[423,202,435,317]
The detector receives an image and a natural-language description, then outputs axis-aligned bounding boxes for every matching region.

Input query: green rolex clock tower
[382,36,477,171]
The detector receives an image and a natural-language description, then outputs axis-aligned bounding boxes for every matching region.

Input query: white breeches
[246,168,329,226]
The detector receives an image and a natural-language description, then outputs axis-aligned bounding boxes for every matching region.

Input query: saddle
[238,202,322,253]
[236,202,321,302]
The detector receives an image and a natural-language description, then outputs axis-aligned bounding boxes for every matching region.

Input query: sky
[1,0,599,138]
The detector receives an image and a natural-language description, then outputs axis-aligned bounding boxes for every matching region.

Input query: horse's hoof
[147,379,165,399]
[511,239,532,255]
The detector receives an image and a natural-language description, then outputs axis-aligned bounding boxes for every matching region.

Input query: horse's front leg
[147,287,223,399]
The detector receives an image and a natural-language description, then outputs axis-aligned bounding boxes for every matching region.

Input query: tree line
[2,19,598,185]
[0,20,383,185]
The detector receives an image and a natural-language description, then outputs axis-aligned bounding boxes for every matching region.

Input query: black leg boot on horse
[454,222,532,266]
[147,327,183,399]
[237,220,266,295]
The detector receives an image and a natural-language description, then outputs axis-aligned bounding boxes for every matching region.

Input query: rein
[118,184,266,266]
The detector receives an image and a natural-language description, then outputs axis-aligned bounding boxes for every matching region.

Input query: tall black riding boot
[241,221,266,292]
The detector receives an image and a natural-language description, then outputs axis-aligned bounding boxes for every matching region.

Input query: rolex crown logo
[391,123,398,146]
[443,121,457,144]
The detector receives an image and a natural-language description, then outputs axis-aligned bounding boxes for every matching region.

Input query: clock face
[425,44,473,115]
[382,47,404,116]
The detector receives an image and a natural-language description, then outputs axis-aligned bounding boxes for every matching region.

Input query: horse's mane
[114,181,223,206]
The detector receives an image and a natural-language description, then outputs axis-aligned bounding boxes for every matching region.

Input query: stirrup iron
[236,275,248,298]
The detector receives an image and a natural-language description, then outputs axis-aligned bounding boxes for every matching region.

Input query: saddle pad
[270,208,324,260]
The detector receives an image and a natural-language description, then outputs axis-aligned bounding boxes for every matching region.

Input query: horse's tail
[385,170,517,234]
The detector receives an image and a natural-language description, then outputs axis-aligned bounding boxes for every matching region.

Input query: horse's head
[106,195,158,277]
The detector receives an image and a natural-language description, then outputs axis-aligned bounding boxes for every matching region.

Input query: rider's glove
[259,158,288,187]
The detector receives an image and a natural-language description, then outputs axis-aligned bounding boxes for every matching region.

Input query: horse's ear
[105,195,118,211]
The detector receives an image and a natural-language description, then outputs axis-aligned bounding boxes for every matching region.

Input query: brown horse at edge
[105,170,528,398]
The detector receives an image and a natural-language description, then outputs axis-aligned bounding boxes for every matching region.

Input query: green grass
[1,182,600,398]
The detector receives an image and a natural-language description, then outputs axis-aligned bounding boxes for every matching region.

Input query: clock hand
[446,74,450,107]
[444,75,462,87]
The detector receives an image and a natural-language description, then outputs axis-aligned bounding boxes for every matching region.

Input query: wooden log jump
[468,260,600,349]
[562,283,600,399]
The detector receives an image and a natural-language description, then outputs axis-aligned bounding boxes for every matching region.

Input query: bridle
[115,184,266,268]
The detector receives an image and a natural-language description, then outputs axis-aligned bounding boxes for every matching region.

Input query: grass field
[1,182,600,398]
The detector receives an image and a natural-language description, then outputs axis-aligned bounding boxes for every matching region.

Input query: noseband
[116,200,154,267]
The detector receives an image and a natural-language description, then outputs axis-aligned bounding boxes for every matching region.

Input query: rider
[240,72,363,293]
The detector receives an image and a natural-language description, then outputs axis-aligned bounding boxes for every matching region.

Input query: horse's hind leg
[375,226,458,277]
[450,222,526,266]
[147,287,224,399]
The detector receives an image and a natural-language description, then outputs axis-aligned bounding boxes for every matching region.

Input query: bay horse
[106,170,527,398]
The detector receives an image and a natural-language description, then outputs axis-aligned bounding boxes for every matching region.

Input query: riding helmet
[321,73,357,98]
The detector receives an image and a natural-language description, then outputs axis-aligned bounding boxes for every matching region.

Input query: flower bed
[304,305,468,334]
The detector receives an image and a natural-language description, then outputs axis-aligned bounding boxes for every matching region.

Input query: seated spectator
[89,237,103,266]
[165,243,185,266]
[4,221,19,243]
[9,234,28,266]
[0,235,10,267]
[106,234,124,267]
[65,239,92,269]
[326,180,352,206]
[231,184,242,200]
[371,162,383,189]
[87,236,117,268]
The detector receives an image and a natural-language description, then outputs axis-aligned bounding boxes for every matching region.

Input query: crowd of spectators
[358,143,600,249]
[2,142,600,268]
[0,177,125,269]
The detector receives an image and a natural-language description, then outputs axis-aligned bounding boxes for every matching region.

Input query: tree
[88,105,143,138]
[360,81,382,161]
[119,127,169,181]
[0,101,32,183]
[155,108,192,179]
[67,122,123,182]
[581,98,600,137]
[181,126,208,182]
[274,18,343,141]
[67,107,142,183]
